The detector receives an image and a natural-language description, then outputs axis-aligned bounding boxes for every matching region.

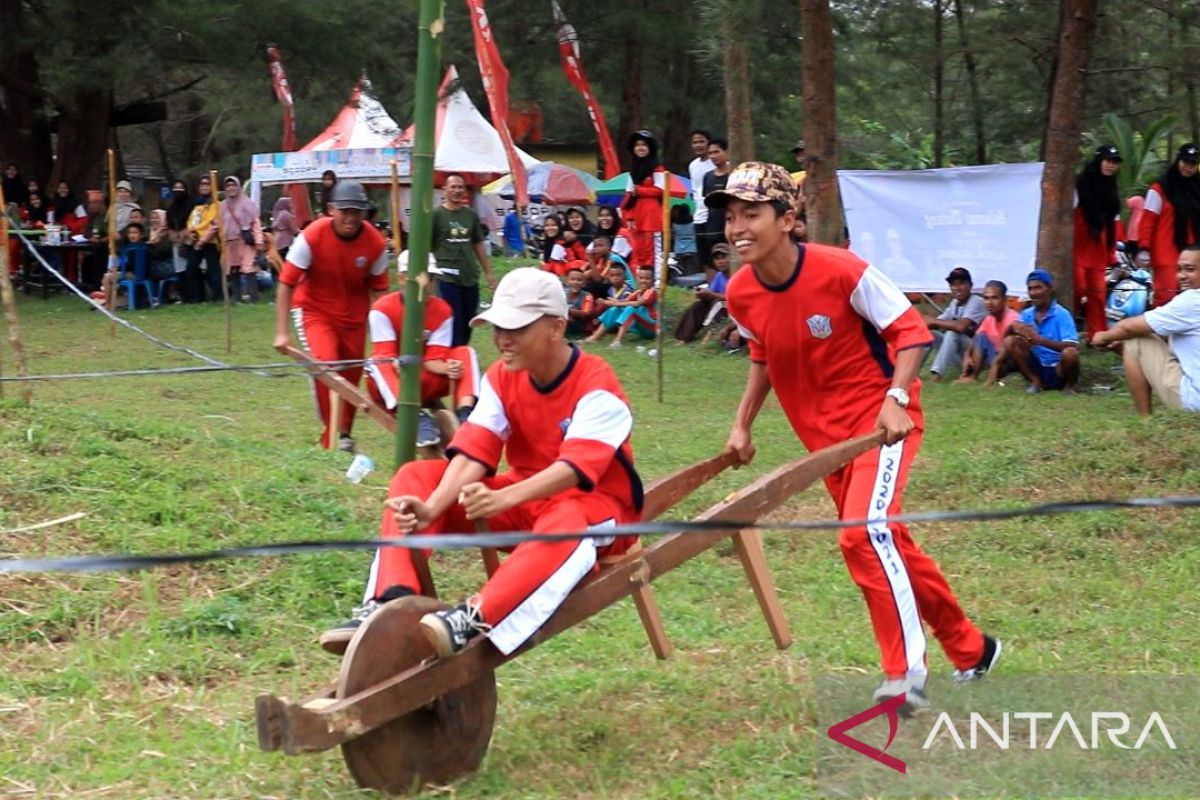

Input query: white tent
[301,77,405,152]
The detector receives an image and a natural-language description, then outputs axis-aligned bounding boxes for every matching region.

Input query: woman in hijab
[1072,144,1123,337]
[595,205,634,262]
[1138,143,1200,305]
[51,181,86,233]
[620,130,667,268]
[22,192,49,226]
[220,176,264,303]
[563,206,596,247]
[166,179,193,233]
[320,170,338,216]
[271,196,300,259]
[1,163,27,206]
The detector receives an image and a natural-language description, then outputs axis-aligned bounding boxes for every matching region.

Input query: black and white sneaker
[419,600,491,658]
[337,434,356,453]
[954,634,1003,684]
[319,586,414,655]
[416,409,441,448]
[873,675,930,716]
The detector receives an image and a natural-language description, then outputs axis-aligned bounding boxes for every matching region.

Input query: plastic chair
[117,243,156,310]
[154,265,180,306]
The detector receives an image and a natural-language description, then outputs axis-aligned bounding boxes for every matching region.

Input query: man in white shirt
[688,129,716,232]
[1092,245,1200,414]
[924,267,988,382]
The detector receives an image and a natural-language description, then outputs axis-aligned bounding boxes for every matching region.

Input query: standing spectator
[1138,143,1200,306]
[956,280,1019,385]
[274,180,389,451]
[432,173,496,346]
[1005,269,1081,393]
[220,176,264,303]
[688,129,715,263]
[1073,144,1123,336]
[621,130,668,269]
[594,206,633,263]
[319,169,338,217]
[1125,195,1145,246]
[184,175,222,303]
[2,163,27,206]
[563,206,595,247]
[272,196,300,261]
[1092,245,1200,415]
[697,138,732,269]
[788,140,807,213]
[670,204,698,274]
[165,179,193,277]
[712,162,998,711]
[674,242,731,343]
[923,267,987,382]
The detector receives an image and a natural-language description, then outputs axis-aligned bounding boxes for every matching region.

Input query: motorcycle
[1105,242,1153,324]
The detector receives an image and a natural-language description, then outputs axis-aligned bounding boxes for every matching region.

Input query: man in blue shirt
[1005,269,1081,393]
[673,243,731,342]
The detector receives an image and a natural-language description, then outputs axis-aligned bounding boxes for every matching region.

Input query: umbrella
[481,162,599,205]
[593,171,690,199]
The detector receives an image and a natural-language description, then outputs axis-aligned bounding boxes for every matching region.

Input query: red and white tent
[400,66,539,178]
[301,77,404,152]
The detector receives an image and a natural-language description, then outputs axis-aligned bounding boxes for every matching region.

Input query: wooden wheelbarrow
[255,431,885,794]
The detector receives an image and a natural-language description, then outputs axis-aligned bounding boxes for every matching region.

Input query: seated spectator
[51,181,87,234]
[539,214,570,275]
[2,162,27,206]
[21,192,48,227]
[564,206,596,247]
[584,263,634,342]
[670,204,699,275]
[586,265,658,348]
[123,208,146,241]
[1005,269,1081,393]
[564,265,597,338]
[583,234,633,300]
[595,205,634,263]
[95,221,149,309]
[81,195,109,289]
[1092,246,1200,414]
[924,267,986,382]
[675,242,731,343]
[26,179,45,208]
[114,180,140,233]
[955,280,1019,384]
[147,210,180,300]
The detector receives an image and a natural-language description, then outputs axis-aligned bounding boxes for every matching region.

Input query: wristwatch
[885,388,910,409]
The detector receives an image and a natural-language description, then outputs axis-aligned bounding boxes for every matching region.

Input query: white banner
[838,163,1044,295]
[250,147,413,185]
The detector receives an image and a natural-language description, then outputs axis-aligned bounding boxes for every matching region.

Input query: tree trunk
[1167,0,1177,155]
[617,0,644,171]
[1182,4,1200,142]
[800,0,842,245]
[663,47,699,171]
[933,0,945,167]
[1036,0,1099,295]
[724,21,755,163]
[0,0,53,180]
[49,88,115,192]
[953,0,987,164]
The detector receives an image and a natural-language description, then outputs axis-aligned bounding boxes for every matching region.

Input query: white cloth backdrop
[838,163,1044,295]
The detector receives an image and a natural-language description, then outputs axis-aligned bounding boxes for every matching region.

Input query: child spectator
[587,265,657,347]
[584,235,634,300]
[563,265,597,338]
[674,243,731,342]
[671,204,698,275]
[585,263,634,342]
[956,280,1019,384]
[564,206,596,246]
[595,205,634,262]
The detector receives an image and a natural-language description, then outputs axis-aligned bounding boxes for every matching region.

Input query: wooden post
[211,169,232,354]
[655,173,672,403]
[107,149,118,334]
[390,160,404,255]
[0,182,31,403]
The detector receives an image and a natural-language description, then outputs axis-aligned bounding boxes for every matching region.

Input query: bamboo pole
[107,149,118,335]
[390,159,405,254]
[655,174,672,403]
[0,182,31,402]
[395,0,442,470]
[211,169,232,354]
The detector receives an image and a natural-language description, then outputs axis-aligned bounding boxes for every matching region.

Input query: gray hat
[330,180,370,210]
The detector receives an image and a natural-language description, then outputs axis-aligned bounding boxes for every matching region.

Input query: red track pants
[364,459,636,654]
[364,346,480,412]
[1073,260,1109,336]
[291,307,366,448]
[828,432,984,679]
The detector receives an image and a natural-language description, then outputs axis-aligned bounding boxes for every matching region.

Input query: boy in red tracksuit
[710,162,1001,712]
[1138,143,1200,307]
[274,181,389,451]
[320,268,643,658]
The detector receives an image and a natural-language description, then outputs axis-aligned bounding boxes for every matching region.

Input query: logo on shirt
[807,314,833,339]
[558,417,572,435]
[355,256,368,269]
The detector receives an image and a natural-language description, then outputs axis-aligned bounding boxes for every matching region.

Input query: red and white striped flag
[552,1,620,179]
[465,0,529,207]
[267,45,312,225]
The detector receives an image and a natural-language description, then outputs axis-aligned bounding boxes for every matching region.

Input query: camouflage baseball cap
[704,161,799,211]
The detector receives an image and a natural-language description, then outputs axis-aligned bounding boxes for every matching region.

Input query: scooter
[1105,242,1153,323]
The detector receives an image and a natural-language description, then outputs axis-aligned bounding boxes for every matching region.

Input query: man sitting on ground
[955,280,1019,385]
[321,268,643,658]
[1005,269,1081,393]
[364,251,480,448]
[924,267,986,382]
[1091,245,1200,415]
[674,243,731,343]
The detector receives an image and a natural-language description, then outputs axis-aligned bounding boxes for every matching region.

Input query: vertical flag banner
[267,45,313,225]
[465,0,529,207]
[552,1,620,179]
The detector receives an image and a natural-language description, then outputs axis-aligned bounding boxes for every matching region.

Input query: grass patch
[2,258,1199,797]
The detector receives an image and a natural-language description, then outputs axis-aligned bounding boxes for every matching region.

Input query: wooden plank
[640,451,738,521]
[285,345,396,434]
[259,431,884,754]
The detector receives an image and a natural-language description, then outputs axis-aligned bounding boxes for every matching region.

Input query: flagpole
[396,0,442,470]
[656,175,671,403]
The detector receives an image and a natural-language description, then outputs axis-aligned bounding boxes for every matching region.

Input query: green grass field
[2,261,1198,798]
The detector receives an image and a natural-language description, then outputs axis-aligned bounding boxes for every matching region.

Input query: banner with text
[838,163,1044,295]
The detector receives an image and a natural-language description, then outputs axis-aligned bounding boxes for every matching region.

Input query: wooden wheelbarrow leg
[732,528,791,649]
[285,345,397,435]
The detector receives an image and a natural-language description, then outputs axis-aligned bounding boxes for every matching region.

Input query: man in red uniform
[1138,143,1200,306]
[273,181,390,451]
[320,268,643,658]
[709,162,1000,710]
[364,251,481,447]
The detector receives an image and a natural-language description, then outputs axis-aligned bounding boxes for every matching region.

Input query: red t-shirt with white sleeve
[280,217,389,326]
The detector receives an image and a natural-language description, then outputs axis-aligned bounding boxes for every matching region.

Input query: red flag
[267,45,313,225]
[465,0,529,207]
[553,1,620,179]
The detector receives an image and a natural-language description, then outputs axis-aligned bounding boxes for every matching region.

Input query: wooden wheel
[336,596,498,794]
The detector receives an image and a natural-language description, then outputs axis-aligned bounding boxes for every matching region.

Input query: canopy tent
[401,66,540,180]
[481,162,598,205]
[301,77,405,151]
